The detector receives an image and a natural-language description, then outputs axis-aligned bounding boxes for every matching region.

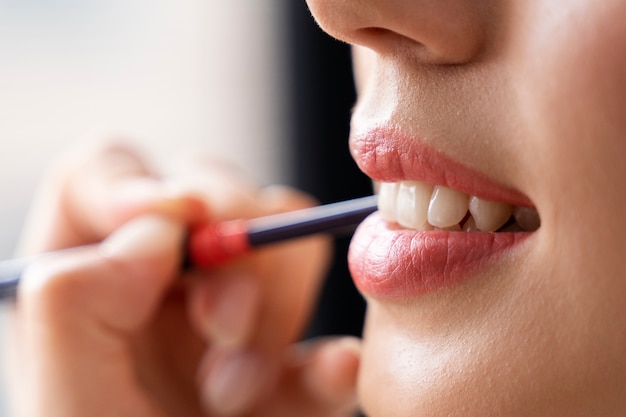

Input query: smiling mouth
[348,127,540,298]
[376,181,541,233]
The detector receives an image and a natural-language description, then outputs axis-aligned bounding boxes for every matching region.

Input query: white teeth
[376,181,538,232]
[468,197,513,232]
[513,206,541,231]
[378,182,399,222]
[396,181,433,229]
[427,186,469,228]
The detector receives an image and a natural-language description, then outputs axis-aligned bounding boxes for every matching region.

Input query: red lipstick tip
[188,220,251,268]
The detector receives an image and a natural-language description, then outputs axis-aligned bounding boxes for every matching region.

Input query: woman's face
[306,0,626,415]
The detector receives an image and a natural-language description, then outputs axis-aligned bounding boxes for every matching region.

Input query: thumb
[98,214,186,331]
[20,214,185,335]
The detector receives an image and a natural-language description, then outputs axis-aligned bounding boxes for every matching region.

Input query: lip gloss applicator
[0,195,377,300]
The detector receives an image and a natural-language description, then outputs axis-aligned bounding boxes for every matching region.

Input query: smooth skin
[306,0,626,416]
[4,142,360,417]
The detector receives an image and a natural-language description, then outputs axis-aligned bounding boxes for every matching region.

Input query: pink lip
[348,126,535,298]
[349,214,531,298]
[350,126,533,207]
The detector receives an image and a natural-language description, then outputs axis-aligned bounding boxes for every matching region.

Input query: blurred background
[0,1,371,414]
[0,0,288,257]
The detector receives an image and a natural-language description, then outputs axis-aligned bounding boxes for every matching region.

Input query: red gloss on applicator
[188,220,250,267]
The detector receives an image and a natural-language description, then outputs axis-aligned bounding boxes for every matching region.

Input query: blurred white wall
[0,0,288,258]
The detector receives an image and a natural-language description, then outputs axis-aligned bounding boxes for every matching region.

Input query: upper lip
[350,125,534,208]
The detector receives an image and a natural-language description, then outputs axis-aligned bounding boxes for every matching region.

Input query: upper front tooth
[396,181,433,229]
[468,196,513,231]
[427,186,469,228]
[378,182,399,222]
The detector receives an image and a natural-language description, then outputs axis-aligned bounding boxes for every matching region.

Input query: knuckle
[19,256,87,314]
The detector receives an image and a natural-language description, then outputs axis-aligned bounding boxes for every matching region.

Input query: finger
[295,336,361,412]
[187,183,333,416]
[183,181,329,348]
[198,337,361,417]
[20,214,184,335]
[64,142,207,240]
[247,185,333,351]
[259,337,361,417]
[197,346,280,417]
[18,140,206,255]
[186,270,261,349]
[164,153,265,220]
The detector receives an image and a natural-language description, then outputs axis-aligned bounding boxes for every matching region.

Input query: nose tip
[306,0,487,65]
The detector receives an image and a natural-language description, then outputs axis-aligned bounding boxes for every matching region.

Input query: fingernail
[102,215,184,262]
[206,276,259,349]
[162,181,209,223]
[202,349,271,416]
[152,196,207,224]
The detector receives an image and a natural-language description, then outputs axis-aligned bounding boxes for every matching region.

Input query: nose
[305,0,488,64]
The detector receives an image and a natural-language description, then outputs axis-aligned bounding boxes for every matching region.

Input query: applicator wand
[0,195,378,300]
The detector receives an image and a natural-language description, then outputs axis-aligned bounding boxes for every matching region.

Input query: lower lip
[348,214,531,298]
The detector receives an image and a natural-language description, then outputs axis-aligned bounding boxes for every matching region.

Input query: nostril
[357,27,483,65]
[306,0,488,66]
[355,28,463,66]
[355,27,427,55]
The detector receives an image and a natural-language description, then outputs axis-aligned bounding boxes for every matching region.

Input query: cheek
[499,0,626,408]
[511,0,626,287]
[513,0,626,201]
